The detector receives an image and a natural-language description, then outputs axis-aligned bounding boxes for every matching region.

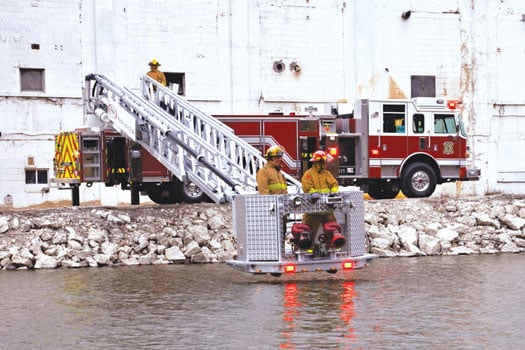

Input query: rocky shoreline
[0,194,524,270]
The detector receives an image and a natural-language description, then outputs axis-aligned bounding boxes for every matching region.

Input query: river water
[1,254,524,350]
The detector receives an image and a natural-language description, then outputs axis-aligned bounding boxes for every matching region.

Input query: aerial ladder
[83,74,375,275]
[84,74,301,204]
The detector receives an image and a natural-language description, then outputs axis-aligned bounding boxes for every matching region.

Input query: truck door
[378,103,408,178]
[79,134,102,183]
[430,113,461,177]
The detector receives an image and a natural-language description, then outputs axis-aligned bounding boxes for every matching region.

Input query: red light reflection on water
[280,283,301,348]
[340,281,357,342]
[280,281,357,349]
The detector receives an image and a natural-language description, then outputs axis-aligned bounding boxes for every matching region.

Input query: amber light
[328,147,338,157]
[284,264,297,273]
[342,260,354,270]
[371,149,379,156]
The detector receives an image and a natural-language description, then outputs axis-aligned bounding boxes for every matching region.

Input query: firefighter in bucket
[292,150,346,253]
[256,145,288,195]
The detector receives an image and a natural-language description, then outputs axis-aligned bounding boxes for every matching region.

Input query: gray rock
[165,246,186,262]
[34,253,59,269]
[499,214,525,230]
[88,228,106,243]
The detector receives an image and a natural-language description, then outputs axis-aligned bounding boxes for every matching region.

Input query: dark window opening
[20,68,45,92]
[411,75,435,98]
[164,72,185,95]
[413,113,425,133]
[383,104,406,133]
[25,169,48,184]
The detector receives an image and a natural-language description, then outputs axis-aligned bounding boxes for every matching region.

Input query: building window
[25,169,48,184]
[411,75,435,98]
[164,72,185,95]
[20,68,45,92]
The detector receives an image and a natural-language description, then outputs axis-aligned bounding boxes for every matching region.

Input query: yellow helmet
[149,59,161,66]
[266,146,284,159]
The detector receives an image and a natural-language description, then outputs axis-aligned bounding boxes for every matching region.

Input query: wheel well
[400,154,441,183]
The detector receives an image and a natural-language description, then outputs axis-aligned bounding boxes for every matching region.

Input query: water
[1,254,524,349]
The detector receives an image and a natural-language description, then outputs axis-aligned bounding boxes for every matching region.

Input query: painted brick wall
[1,0,525,206]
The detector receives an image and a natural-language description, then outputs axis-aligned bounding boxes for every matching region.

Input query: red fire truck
[317,97,480,199]
[52,96,479,204]
[215,97,480,200]
[51,115,317,205]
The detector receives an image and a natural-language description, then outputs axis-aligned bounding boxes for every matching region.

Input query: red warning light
[447,100,457,110]
[284,264,297,273]
[328,147,338,157]
[371,149,379,156]
[342,260,354,270]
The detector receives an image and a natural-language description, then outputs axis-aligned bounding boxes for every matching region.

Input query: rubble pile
[0,194,523,270]
[0,204,235,270]
[366,195,525,256]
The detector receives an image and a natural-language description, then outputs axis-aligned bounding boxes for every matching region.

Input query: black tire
[401,162,437,198]
[176,178,208,203]
[367,181,400,200]
[147,183,179,204]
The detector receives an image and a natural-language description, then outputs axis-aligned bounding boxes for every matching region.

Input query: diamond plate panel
[234,195,281,261]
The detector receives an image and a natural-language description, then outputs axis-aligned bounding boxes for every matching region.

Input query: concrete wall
[0,0,524,207]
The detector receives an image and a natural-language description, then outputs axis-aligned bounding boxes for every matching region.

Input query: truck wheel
[367,181,400,200]
[401,163,437,198]
[147,183,179,204]
[176,178,208,203]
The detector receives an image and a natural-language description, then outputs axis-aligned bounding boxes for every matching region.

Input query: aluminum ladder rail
[140,75,302,191]
[84,73,251,203]
[84,74,299,203]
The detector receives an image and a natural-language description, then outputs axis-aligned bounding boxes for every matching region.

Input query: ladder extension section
[84,74,300,203]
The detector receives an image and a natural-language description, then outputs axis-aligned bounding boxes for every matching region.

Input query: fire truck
[215,98,480,200]
[52,79,479,204]
[317,97,480,199]
[50,74,376,275]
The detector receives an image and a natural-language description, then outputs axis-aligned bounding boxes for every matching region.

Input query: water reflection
[0,254,524,349]
[279,280,359,349]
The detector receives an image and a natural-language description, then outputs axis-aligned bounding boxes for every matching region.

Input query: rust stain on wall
[388,76,407,99]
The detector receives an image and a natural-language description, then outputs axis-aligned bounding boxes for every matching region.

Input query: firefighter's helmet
[310,150,333,162]
[266,146,284,159]
[149,59,161,66]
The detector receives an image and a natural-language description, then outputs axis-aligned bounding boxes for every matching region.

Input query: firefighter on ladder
[292,150,346,252]
[146,59,167,86]
[256,146,288,195]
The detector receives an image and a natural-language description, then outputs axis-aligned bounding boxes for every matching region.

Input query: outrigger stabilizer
[226,190,376,276]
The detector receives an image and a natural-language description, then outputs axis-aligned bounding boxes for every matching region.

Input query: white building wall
[0,0,524,207]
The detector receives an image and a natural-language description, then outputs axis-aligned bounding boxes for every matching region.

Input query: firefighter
[256,145,288,195]
[146,59,167,86]
[300,150,345,250]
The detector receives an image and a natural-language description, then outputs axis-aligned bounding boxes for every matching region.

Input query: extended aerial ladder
[81,74,375,275]
[84,74,301,204]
